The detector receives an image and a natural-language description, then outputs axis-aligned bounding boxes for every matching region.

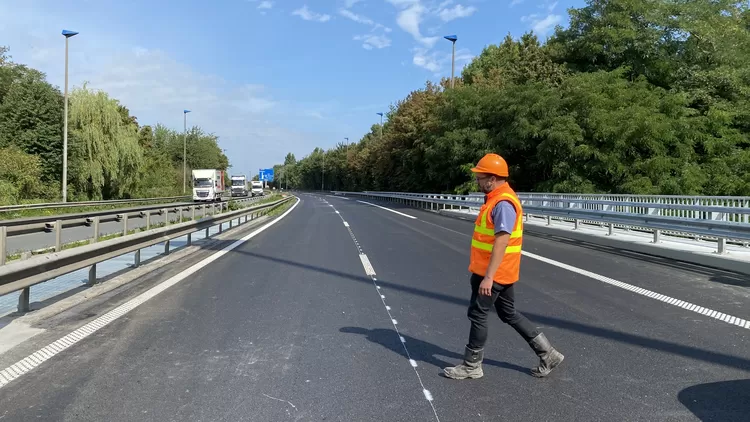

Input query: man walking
[444,153,564,380]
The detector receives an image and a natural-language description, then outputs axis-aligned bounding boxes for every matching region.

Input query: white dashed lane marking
[325,199,440,422]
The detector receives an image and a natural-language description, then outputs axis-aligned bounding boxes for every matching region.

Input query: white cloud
[438,4,477,22]
[292,6,331,22]
[257,1,273,10]
[354,34,392,49]
[510,0,525,6]
[344,0,364,7]
[339,8,375,25]
[523,13,562,35]
[387,0,439,47]
[340,5,392,49]
[412,46,473,75]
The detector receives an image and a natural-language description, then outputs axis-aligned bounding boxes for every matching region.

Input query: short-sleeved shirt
[490,200,517,235]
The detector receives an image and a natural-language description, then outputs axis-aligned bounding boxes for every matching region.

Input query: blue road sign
[259,168,275,182]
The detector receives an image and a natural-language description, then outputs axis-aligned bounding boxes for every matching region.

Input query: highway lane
[3,196,265,255]
[0,193,748,421]
[324,193,750,421]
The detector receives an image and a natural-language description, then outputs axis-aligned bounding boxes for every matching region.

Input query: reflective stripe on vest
[471,193,523,253]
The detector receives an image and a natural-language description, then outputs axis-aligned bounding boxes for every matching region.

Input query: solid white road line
[356,200,417,219]
[418,218,749,330]
[0,197,302,390]
[523,250,750,330]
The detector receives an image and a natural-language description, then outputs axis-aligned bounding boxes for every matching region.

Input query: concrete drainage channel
[0,196,295,319]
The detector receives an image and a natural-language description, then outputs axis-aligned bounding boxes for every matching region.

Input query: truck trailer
[230,175,248,197]
[192,169,225,202]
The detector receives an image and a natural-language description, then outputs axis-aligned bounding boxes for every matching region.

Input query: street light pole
[377,112,384,139]
[61,29,78,203]
[321,152,325,192]
[183,109,191,194]
[444,35,458,89]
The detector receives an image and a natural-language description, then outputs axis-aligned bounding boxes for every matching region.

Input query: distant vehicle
[192,169,225,202]
[230,175,248,197]
[250,180,264,197]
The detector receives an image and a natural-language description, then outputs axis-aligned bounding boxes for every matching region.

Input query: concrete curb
[434,209,750,276]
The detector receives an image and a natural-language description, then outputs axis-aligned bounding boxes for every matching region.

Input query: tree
[0,66,63,182]
[67,84,144,200]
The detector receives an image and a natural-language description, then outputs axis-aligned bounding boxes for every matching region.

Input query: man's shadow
[340,326,530,376]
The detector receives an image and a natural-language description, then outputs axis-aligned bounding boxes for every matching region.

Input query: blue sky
[0,0,584,179]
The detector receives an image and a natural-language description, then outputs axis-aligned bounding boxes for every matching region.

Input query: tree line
[277,0,750,195]
[0,46,229,204]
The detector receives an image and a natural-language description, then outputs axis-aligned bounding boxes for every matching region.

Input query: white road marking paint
[359,254,376,276]
[523,250,750,330]
[326,195,350,200]
[356,200,417,219]
[343,221,349,227]
[327,202,439,421]
[421,216,750,331]
[0,197,302,390]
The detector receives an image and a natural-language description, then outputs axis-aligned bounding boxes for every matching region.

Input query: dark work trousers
[467,273,539,350]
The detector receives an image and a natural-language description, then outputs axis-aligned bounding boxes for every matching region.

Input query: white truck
[250,180,264,197]
[192,169,225,202]
[230,175,248,197]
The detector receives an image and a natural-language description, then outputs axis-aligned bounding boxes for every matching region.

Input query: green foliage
[0,47,230,204]
[284,0,750,196]
[0,146,54,204]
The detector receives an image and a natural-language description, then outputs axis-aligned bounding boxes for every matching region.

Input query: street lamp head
[184,109,191,114]
[62,30,79,38]
[376,112,383,116]
[444,35,458,42]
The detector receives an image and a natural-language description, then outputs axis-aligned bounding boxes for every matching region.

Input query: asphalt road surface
[0,193,748,421]
[4,196,265,254]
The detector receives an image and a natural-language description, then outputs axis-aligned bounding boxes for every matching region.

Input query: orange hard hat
[471,153,509,178]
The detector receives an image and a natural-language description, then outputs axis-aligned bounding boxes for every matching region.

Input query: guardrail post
[205,227,210,239]
[122,214,128,237]
[192,206,196,221]
[229,218,233,229]
[18,288,30,313]
[92,216,100,244]
[574,218,579,230]
[546,216,551,226]
[134,249,141,267]
[52,219,63,252]
[607,223,614,236]
[164,239,170,255]
[163,209,169,226]
[146,211,151,230]
[717,238,727,254]
[653,229,661,244]
[88,264,96,286]
[0,226,6,266]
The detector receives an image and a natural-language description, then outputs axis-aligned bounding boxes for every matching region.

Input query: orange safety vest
[468,183,523,284]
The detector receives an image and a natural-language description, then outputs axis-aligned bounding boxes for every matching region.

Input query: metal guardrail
[0,195,192,213]
[0,195,267,259]
[334,191,750,254]
[0,196,294,313]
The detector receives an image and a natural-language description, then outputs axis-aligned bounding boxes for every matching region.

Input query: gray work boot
[443,346,484,380]
[528,333,564,378]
